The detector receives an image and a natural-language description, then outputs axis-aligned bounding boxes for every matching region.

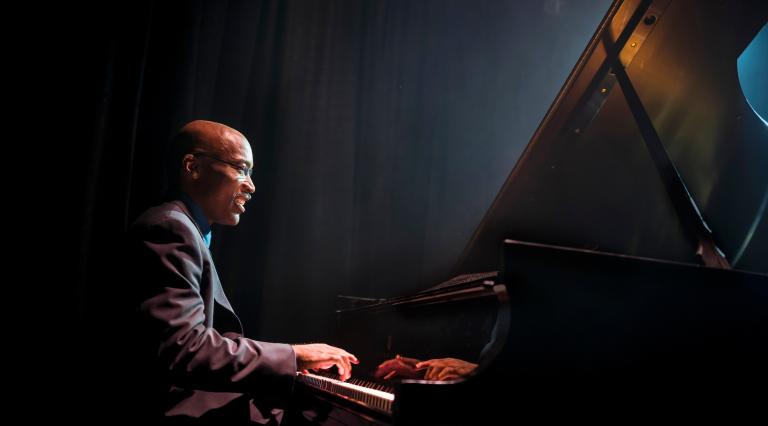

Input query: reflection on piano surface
[293,0,768,423]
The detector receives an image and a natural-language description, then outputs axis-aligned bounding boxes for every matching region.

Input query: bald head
[166,120,249,191]
[177,120,246,152]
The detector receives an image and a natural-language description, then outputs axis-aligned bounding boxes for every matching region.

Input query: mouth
[234,193,251,213]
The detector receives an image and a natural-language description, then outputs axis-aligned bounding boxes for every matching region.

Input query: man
[125,120,357,424]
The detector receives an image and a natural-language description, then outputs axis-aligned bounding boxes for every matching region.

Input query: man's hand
[374,355,423,380]
[292,343,359,381]
[415,358,478,381]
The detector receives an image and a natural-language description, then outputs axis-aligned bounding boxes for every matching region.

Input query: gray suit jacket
[125,200,296,424]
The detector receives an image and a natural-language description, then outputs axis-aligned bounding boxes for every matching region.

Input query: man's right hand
[292,343,359,381]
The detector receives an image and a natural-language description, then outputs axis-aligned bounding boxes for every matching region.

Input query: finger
[425,366,438,380]
[338,348,357,360]
[430,366,448,380]
[342,351,359,364]
[338,352,352,370]
[424,368,434,380]
[374,366,390,379]
[344,356,353,378]
[384,370,396,380]
[438,367,456,381]
[401,356,420,365]
[338,356,352,381]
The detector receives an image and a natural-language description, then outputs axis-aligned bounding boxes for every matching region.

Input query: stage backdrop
[78,0,618,343]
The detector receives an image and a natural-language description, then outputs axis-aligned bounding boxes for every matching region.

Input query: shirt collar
[179,192,212,247]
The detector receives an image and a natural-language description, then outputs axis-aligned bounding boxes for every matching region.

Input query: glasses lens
[195,152,251,180]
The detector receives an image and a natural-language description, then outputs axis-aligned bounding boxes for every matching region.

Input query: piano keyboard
[295,372,395,416]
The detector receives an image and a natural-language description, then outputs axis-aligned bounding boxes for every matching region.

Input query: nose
[242,174,255,193]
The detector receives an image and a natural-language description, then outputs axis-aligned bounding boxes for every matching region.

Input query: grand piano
[294,0,768,423]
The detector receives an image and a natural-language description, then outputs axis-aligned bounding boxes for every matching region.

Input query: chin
[217,215,240,226]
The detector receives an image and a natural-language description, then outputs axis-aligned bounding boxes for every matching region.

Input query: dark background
[74,0,613,344]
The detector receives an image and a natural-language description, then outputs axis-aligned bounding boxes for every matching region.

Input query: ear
[182,154,199,177]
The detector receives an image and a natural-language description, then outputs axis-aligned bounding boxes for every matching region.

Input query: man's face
[193,131,255,226]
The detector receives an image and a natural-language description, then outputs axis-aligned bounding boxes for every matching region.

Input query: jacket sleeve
[127,214,296,402]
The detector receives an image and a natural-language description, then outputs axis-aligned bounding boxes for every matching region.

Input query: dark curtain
[76,0,611,346]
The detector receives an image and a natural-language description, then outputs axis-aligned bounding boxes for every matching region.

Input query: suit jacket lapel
[172,200,240,317]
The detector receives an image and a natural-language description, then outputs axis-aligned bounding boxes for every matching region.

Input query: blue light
[732,23,768,266]
[737,23,768,126]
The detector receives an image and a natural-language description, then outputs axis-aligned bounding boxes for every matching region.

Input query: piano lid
[455,0,768,275]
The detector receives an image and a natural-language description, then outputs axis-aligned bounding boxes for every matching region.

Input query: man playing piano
[124,120,359,425]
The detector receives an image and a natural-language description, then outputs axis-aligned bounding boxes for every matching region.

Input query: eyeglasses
[193,152,253,181]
